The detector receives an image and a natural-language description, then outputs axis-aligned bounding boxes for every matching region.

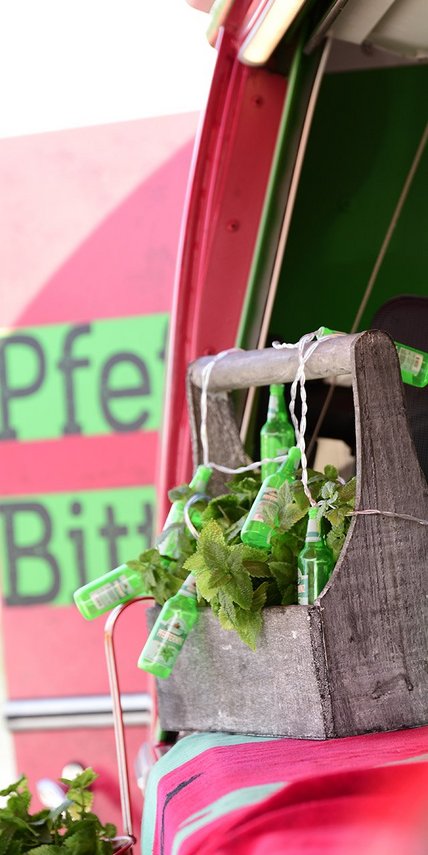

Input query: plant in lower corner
[0,768,118,853]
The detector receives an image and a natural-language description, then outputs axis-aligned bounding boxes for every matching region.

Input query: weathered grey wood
[319,331,428,736]
[156,330,428,739]
[186,374,250,495]
[151,606,331,738]
[189,334,359,392]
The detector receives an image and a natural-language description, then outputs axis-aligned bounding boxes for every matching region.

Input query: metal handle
[104,597,157,851]
[189,334,360,392]
[183,492,209,539]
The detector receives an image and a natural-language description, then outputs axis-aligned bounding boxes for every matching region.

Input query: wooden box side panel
[319,332,428,736]
[153,606,329,739]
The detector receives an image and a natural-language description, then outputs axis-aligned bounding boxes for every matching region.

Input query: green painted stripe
[0,485,155,606]
[0,313,168,442]
[142,731,277,854]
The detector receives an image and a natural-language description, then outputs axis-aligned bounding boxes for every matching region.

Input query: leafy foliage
[128,467,355,649]
[271,466,356,562]
[127,487,210,605]
[127,547,190,606]
[184,521,269,650]
[0,769,117,853]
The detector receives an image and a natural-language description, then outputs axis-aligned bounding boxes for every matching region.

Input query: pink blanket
[142,727,428,854]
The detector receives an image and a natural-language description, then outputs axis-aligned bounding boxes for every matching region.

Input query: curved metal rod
[104,597,156,849]
[183,492,210,539]
[113,836,137,853]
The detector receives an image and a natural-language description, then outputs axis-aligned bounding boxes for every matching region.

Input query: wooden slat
[319,330,428,736]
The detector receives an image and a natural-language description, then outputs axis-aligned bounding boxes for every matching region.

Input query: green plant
[129,467,356,650]
[0,768,117,853]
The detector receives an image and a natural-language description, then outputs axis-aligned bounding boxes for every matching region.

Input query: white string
[272,329,330,505]
[352,509,428,526]
[198,335,428,529]
[200,348,242,467]
[201,348,295,473]
[199,331,334,492]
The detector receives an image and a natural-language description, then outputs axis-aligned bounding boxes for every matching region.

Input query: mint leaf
[252,581,269,611]
[27,847,63,854]
[320,481,339,504]
[224,515,247,543]
[217,606,235,631]
[280,503,308,530]
[0,768,115,854]
[0,777,28,799]
[198,521,228,556]
[61,769,98,791]
[338,476,356,503]
[202,538,230,573]
[327,527,347,559]
[281,583,297,605]
[185,566,217,602]
[101,823,117,840]
[225,567,253,610]
[234,607,262,650]
[269,537,293,563]
[261,500,278,528]
[242,560,271,578]
[325,506,346,528]
[324,464,338,480]
[227,474,260,499]
[218,590,236,624]
[26,843,64,855]
[268,560,296,587]
[292,484,310,511]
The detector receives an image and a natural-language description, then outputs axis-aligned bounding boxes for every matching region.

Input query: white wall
[0,0,217,138]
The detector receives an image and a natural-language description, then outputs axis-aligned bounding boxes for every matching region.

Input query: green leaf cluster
[127,486,211,605]
[128,467,355,649]
[127,547,190,606]
[0,769,117,853]
[184,521,270,650]
[271,466,356,561]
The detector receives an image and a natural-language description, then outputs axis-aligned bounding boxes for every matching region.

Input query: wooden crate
[154,331,428,738]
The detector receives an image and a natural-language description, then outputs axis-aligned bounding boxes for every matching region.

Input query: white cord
[352,509,428,526]
[272,329,329,505]
[200,346,293,472]
[200,348,242,467]
[199,331,330,500]
[198,340,428,528]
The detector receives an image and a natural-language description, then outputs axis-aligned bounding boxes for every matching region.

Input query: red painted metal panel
[158,28,287,522]
[0,433,158,495]
[2,604,150,699]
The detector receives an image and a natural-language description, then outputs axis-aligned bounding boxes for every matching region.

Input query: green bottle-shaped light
[297,508,334,605]
[74,564,147,620]
[395,343,428,388]
[241,446,301,549]
[260,384,295,480]
[319,326,428,388]
[138,574,199,678]
[74,467,211,620]
[157,465,212,560]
